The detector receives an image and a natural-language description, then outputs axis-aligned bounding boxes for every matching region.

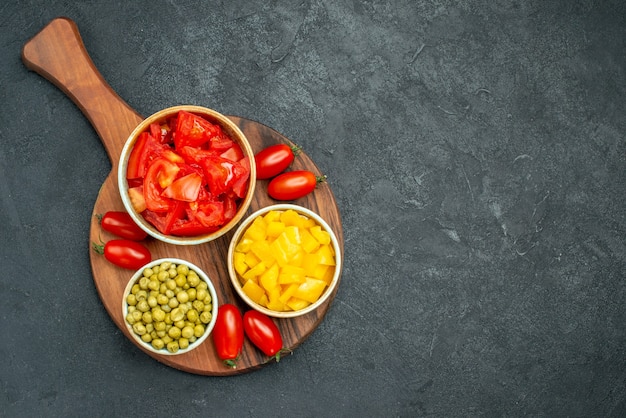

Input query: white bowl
[117,105,256,245]
[228,204,341,318]
[122,258,218,355]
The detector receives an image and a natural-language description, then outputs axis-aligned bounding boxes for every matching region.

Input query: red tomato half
[100,211,147,241]
[212,304,244,368]
[93,239,151,270]
[254,144,300,179]
[268,170,326,200]
[243,310,285,361]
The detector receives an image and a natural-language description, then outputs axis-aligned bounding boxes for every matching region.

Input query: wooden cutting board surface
[22,17,344,375]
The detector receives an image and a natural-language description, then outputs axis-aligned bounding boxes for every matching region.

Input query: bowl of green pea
[122,258,218,355]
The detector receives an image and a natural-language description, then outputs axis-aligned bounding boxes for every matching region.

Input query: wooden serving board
[22,17,344,375]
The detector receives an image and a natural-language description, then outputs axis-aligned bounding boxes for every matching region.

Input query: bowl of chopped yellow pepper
[227,204,341,318]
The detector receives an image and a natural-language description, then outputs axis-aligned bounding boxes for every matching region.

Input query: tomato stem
[316,175,327,184]
[92,241,105,255]
[223,359,238,369]
[290,144,302,157]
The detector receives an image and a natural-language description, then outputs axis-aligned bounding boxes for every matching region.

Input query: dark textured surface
[2,1,625,416]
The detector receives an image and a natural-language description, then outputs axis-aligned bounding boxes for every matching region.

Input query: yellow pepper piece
[235,237,254,253]
[316,244,336,266]
[278,265,306,284]
[244,251,261,268]
[266,221,285,238]
[279,283,300,303]
[243,261,266,281]
[310,225,331,245]
[233,252,248,276]
[284,225,301,245]
[242,279,265,305]
[263,210,281,223]
[280,209,304,227]
[294,277,327,303]
[251,240,276,266]
[320,266,335,285]
[244,217,267,241]
[259,263,279,292]
[286,297,310,311]
[300,229,320,253]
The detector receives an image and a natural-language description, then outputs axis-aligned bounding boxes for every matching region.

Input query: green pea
[181,326,194,339]
[166,341,179,353]
[126,294,137,306]
[178,338,189,350]
[200,311,212,324]
[168,326,181,339]
[193,324,205,338]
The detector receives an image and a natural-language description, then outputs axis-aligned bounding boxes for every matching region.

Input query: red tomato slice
[143,158,179,212]
[126,132,149,180]
[162,172,202,202]
[192,200,225,228]
[210,131,234,151]
[220,142,244,161]
[222,194,238,222]
[174,110,221,149]
[231,157,250,198]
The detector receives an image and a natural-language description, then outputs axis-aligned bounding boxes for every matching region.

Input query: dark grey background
[2,1,625,417]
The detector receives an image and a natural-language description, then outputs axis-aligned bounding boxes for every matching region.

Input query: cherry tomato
[268,170,326,200]
[243,310,286,361]
[254,144,301,179]
[99,211,148,241]
[92,239,151,270]
[212,304,244,368]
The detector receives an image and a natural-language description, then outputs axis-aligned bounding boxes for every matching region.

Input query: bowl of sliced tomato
[227,204,341,318]
[118,105,256,245]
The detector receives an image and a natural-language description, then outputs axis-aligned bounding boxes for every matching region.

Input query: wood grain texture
[22,17,344,375]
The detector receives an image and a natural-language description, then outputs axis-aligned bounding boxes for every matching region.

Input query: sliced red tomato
[210,131,234,151]
[126,110,250,237]
[174,110,221,149]
[126,132,149,180]
[162,172,202,202]
[169,218,219,236]
[143,158,179,212]
[192,200,225,228]
[223,194,238,222]
[231,157,250,198]
[220,142,244,161]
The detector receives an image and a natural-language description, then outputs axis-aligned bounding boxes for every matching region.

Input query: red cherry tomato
[254,144,301,179]
[268,170,326,200]
[243,310,286,361]
[100,211,148,241]
[92,239,151,270]
[212,304,244,368]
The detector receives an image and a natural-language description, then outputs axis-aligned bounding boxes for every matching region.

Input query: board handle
[21,17,143,168]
